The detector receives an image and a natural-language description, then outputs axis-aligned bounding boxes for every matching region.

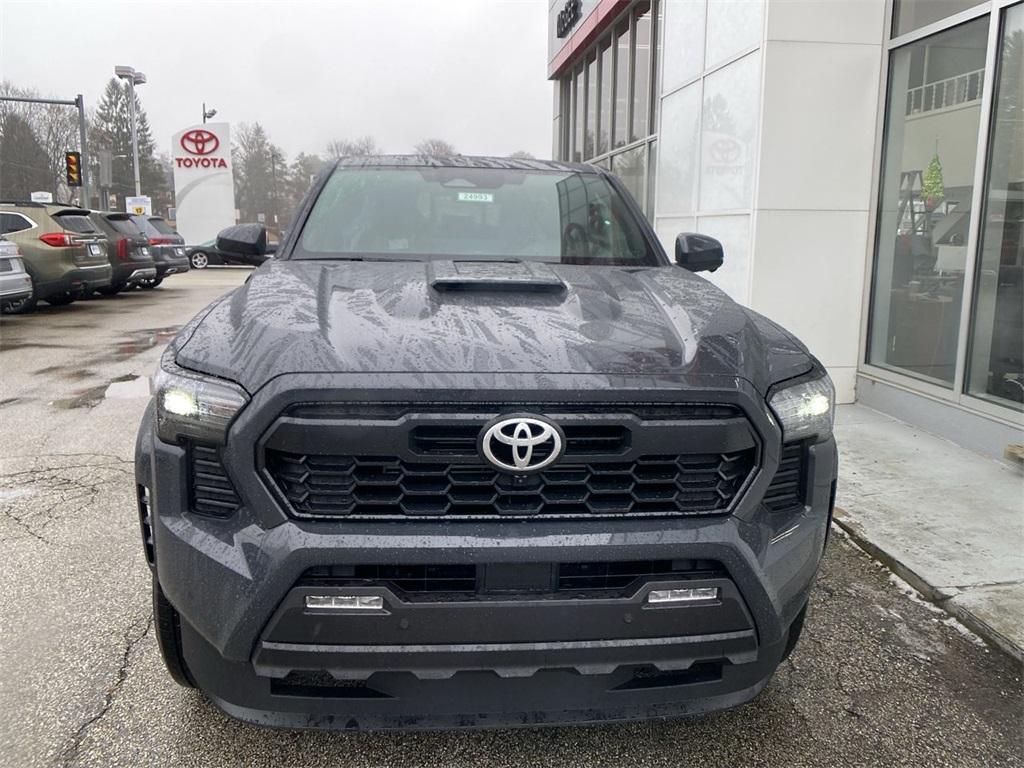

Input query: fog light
[305,595,384,610]
[647,587,719,604]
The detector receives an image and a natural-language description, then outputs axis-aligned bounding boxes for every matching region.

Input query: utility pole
[0,94,90,205]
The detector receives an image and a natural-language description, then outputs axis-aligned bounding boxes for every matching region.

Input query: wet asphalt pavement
[0,269,1021,767]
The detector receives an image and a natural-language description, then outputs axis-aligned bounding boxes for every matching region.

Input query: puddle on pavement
[33,366,96,380]
[52,373,146,409]
[88,326,180,366]
[105,375,151,399]
[53,385,109,410]
[0,341,72,353]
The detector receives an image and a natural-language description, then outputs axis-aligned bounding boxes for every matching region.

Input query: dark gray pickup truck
[135,155,837,730]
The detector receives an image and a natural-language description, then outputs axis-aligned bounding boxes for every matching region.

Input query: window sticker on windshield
[457,191,494,203]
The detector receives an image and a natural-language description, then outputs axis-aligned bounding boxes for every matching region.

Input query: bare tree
[326,136,379,159]
[414,138,457,156]
[0,112,51,198]
[0,81,80,202]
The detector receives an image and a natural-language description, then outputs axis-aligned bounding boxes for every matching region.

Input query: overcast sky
[0,0,554,160]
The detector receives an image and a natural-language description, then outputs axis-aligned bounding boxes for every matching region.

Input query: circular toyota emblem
[479,415,565,473]
[180,129,219,156]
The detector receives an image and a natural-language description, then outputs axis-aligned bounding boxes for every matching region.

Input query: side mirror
[216,223,267,256]
[675,232,723,273]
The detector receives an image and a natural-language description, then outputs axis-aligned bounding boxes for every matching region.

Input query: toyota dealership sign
[171,122,235,245]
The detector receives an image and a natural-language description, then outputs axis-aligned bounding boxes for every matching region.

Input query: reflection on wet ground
[52,374,141,410]
[11,327,180,377]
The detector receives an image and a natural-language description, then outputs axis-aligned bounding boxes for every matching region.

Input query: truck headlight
[152,350,248,445]
[768,374,835,442]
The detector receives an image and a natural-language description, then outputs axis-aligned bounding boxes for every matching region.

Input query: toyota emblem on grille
[480,415,565,473]
[180,129,219,156]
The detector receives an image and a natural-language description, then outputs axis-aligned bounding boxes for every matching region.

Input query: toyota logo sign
[479,415,564,473]
[180,129,220,156]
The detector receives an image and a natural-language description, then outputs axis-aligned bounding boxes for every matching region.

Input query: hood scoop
[428,260,567,294]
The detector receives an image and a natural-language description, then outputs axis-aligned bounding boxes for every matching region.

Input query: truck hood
[176,260,814,394]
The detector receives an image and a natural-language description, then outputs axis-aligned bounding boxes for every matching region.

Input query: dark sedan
[186,238,275,269]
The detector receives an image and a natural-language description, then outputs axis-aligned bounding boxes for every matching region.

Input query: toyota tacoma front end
[136,156,837,729]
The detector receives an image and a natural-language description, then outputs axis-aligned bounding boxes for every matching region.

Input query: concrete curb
[832,507,1024,665]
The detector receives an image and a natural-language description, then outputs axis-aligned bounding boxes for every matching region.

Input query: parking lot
[0,269,1021,768]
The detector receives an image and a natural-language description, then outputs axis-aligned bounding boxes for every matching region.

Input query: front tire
[190,251,209,269]
[153,577,196,688]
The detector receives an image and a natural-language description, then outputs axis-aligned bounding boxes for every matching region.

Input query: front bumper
[136,377,837,729]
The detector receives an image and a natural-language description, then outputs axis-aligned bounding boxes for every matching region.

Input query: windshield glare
[295,167,657,266]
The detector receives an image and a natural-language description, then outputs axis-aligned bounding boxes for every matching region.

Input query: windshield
[294,167,658,266]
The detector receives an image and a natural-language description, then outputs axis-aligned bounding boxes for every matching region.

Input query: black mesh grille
[300,564,478,594]
[189,444,241,517]
[265,450,755,520]
[763,441,806,512]
[557,559,725,592]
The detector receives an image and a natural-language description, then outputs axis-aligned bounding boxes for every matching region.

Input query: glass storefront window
[967,4,1024,410]
[632,2,652,141]
[614,20,630,149]
[646,140,657,219]
[893,0,986,37]
[586,54,598,159]
[598,38,612,157]
[573,66,584,162]
[613,145,647,208]
[868,18,988,386]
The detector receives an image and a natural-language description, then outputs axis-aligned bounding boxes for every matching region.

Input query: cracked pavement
[1,270,1022,767]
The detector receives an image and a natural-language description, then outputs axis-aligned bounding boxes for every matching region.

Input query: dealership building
[548,0,1022,458]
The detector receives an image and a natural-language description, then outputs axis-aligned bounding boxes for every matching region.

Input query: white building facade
[549,0,1023,458]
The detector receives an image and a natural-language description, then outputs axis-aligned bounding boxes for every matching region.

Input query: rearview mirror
[675,233,723,273]
[216,223,267,256]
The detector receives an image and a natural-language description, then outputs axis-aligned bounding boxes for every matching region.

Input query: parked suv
[136,156,837,730]
[0,202,111,311]
[130,215,189,288]
[89,212,157,295]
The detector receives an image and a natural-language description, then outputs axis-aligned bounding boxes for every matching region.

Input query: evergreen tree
[283,152,327,226]
[233,122,287,226]
[90,78,169,212]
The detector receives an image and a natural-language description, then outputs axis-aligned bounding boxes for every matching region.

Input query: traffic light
[65,151,82,187]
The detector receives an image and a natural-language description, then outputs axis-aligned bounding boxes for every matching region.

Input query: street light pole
[126,78,141,197]
[115,66,147,198]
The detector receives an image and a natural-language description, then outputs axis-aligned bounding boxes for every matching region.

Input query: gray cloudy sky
[0,0,554,160]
